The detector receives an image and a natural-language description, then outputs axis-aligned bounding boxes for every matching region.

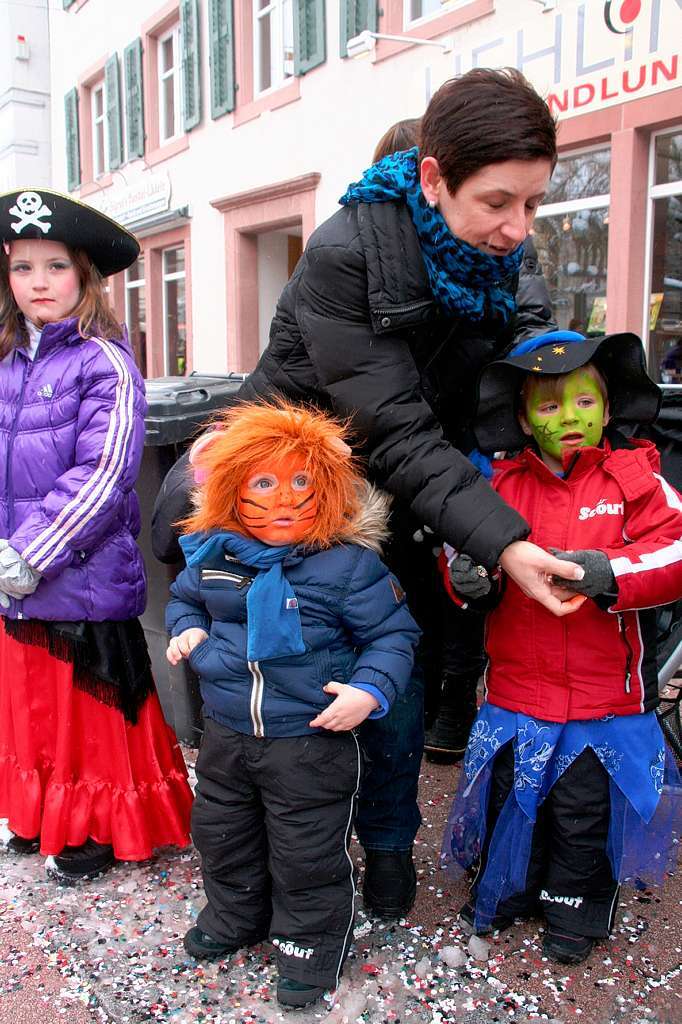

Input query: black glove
[448,553,492,600]
[550,548,617,598]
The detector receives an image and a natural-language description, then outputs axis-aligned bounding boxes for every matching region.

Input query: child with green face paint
[519,364,608,473]
[439,331,682,967]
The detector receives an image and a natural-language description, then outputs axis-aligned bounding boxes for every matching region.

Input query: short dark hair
[373,118,421,163]
[420,68,557,195]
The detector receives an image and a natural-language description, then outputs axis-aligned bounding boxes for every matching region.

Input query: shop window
[645,129,682,384]
[159,25,182,142]
[125,254,147,376]
[532,147,611,335]
[163,245,187,375]
[254,0,295,94]
[404,0,469,27]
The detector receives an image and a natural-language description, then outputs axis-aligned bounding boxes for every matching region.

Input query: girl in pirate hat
[166,400,419,1007]
[439,330,682,965]
[0,187,192,881]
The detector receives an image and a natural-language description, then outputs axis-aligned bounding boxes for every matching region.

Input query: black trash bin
[138,372,247,745]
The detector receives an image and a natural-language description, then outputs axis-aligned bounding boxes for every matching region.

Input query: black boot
[424,672,479,764]
[363,848,416,919]
[277,977,326,1008]
[543,927,595,965]
[183,927,240,961]
[46,839,116,883]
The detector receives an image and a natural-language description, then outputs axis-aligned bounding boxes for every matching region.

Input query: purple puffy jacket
[0,317,147,621]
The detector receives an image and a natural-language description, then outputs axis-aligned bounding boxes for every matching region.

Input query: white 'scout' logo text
[578,498,623,521]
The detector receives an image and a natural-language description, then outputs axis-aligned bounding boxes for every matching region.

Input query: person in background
[442,330,681,965]
[0,188,192,882]
[372,118,421,162]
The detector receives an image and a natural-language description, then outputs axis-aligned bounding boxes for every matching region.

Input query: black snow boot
[46,838,116,883]
[543,926,595,965]
[424,672,479,764]
[183,926,240,961]
[363,847,416,919]
[277,977,326,1008]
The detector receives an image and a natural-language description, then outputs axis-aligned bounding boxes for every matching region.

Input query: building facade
[0,2,51,192]
[48,0,682,382]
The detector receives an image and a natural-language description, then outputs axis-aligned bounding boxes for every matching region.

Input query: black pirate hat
[474,330,661,454]
[0,187,139,277]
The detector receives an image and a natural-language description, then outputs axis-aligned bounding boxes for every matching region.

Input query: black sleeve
[151,451,193,564]
[296,242,529,570]
[512,237,557,342]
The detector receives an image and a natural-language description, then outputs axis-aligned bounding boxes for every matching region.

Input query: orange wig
[182,401,364,548]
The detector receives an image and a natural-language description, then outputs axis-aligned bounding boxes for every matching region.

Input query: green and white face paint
[520,367,609,472]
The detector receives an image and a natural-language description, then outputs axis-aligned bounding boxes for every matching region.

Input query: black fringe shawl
[3,618,155,725]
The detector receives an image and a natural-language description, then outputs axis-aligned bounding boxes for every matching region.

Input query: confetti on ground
[0,751,679,1023]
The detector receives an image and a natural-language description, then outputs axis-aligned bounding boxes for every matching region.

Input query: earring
[428,199,437,210]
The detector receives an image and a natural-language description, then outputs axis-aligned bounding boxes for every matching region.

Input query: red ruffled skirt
[0,619,193,860]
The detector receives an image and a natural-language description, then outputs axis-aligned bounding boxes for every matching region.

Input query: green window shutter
[64,87,81,191]
[124,38,145,160]
[208,0,235,119]
[294,0,326,76]
[340,0,377,58]
[180,0,202,131]
[105,54,123,170]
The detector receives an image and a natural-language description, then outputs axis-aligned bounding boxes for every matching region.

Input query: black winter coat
[152,201,555,570]
[239,200,555,570]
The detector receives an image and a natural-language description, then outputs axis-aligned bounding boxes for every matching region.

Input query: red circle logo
[604,0,642,34]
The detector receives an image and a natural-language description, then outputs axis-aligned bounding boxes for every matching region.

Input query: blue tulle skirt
[440,704,681,932]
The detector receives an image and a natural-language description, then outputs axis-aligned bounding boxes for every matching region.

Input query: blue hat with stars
[474,331,661,454]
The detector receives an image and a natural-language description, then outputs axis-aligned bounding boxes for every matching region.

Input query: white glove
[0,544,41,598]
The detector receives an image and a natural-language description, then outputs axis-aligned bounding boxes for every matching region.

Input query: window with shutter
[293,0,326,76]
[209,0,235,118]
[105,54,123,170]
[180,0,202,131]
[64,87,81,192]
[339,0,376,58]
[124,39,145,160]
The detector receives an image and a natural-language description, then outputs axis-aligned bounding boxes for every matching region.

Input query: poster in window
[587,296,607,334]
[649,293,664,331]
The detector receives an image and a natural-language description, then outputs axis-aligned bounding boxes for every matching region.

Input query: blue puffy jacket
[166,530,420,739]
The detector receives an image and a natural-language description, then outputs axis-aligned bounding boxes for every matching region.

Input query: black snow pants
[191,717,363,988]
[473,743,620,937]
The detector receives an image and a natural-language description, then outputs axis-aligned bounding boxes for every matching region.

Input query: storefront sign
[425,0,681,119]
[85,172,171,227]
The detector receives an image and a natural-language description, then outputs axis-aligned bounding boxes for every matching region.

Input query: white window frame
[125,261,146,331]
[534,142,611,223]
[403,0,472,30]
[91,80,108,178]
[162,245,186,375]
[253,0,294,98]
[158,24,182,144]
[641,126,682,366]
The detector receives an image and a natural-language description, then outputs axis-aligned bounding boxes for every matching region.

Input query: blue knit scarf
[180,531,305,663]
[340,148,524,323]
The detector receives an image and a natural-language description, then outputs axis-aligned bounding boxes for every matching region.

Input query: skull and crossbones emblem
[9,191,53,235]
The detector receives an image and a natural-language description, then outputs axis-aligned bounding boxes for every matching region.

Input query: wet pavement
[0,753,679,1023]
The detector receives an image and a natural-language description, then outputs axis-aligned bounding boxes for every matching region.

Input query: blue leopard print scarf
[339,147,524,323]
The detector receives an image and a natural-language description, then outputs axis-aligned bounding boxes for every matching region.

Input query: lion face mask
[237,453,319,546]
